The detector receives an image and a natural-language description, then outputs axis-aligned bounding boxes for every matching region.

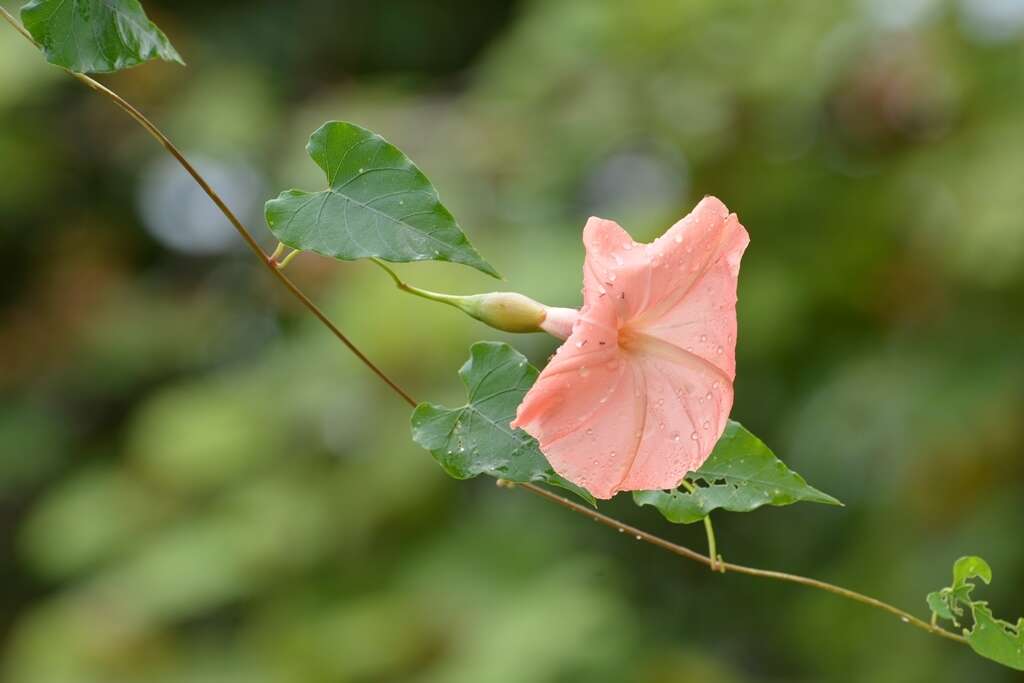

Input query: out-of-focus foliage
[1,0,1023,681]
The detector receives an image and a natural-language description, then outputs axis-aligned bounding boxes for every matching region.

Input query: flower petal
[581,217,651,322]
[510,305,633,498]
[616,336,733,492]
[634,196,749,381]
[515,198,748,498]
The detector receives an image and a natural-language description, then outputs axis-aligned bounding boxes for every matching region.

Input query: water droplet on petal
[674,235,682,244]
[716,346,723,355]
[608,272,617,282]
[700,334,708,343]
[702,420,710,430]
[672,433,681,442]
[690,431,699,440]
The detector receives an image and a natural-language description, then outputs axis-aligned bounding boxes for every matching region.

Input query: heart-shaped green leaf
[411,342,593,505]
[632,421,841,524]
[266,121,498,277]
[21,0,183,73]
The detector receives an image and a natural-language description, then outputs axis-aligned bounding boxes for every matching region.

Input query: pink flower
[510,197,749,499]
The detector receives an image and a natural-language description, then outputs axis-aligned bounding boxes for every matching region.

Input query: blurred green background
[2,0,1024,681]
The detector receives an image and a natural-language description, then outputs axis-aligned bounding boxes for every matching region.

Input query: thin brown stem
[517,482,967,646]
[1,6,416,408]
[76,74,418,407]
[3,4,966,650]
[0,6,33,43]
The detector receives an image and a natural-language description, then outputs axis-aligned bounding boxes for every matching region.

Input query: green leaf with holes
[266,121,498,277]
[411,342,593,505]
[966,604,1024,671]
[21,0,183,73]
[927,555,1024,671]
[632,421,841,524]
[928,555,993,626]
[954,555,993,590]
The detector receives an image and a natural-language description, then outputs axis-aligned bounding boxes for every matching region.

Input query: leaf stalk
[681,480,725,572]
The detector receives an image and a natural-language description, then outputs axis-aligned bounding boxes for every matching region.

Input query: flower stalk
[371,258,568,335]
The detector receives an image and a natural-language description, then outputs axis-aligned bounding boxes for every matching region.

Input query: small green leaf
[927,590,955,622]
[966,603,1024,671]
[954,555,993,590]
[21,0,183,73]
[928,555,1024,671]
[633,421,841,524]
[266,122,498,277]
[411,342,593,505]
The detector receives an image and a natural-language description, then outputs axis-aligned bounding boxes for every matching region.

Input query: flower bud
[454,292,548,333]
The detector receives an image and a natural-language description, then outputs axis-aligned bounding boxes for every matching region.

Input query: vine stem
[2,5,967,649]
[517,483,967,645]
[0,6,416,409]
